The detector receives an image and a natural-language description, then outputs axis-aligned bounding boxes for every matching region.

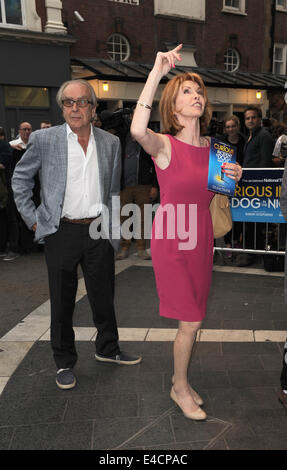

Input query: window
[225,0,239,7]
[0,0,24,27]
[4,86,49,107]
[222,0,246,15]
[273,44,287,75]
[224,48,240,72]
[107,34,130,62]
[276,0,287,11]
[154,0,206,21]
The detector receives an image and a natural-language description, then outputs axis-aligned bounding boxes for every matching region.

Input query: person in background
[116,114,159,261]
[131,44,242,421]
[40,120,52,129]
[4,123,33,261]
[222,115,246,259]
[236,106,274,267]
[278,162,287,411]
[272,123,287,167]
[0,127,12,257]
[9,122,32,150]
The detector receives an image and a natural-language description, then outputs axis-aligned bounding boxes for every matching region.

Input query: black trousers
[281,339,287,390]
[44,221,120,369]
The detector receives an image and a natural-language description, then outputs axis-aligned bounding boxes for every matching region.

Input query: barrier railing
[214,168,286,257]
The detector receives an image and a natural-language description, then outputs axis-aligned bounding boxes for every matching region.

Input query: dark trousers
[7,187,34,253]
[120,184,152,250]
[0,207,8,251]
[44,221,120,369]
[281,339,287,390]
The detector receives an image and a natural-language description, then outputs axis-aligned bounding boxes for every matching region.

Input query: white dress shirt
[9,137,27,149]
[61,124,102,219]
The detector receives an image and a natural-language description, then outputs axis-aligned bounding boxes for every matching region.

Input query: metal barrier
[214,168,286,258]
[215,222,286,256]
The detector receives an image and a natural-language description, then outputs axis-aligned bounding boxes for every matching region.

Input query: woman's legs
[172,320,202,413]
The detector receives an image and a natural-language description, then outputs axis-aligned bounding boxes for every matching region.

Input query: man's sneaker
[3,251,20,261]
[95,351,142,365]
[56,368,76,390]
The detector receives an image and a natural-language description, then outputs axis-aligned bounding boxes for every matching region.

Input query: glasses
[19,128,32,132]
[62,99,93,108]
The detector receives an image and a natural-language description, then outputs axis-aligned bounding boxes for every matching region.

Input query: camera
[100,108,132,146]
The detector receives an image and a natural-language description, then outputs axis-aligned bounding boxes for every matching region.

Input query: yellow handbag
[209,193,232,239]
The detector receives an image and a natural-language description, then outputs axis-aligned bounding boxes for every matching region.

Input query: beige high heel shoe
[170,387,207,421]
[171,376,204,406]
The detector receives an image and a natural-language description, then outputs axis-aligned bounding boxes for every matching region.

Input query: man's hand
[32,223,37,232]
[10,144,24,150]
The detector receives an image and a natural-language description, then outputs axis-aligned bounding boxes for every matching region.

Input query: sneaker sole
[95,354,142,365]
[56,378,76,390]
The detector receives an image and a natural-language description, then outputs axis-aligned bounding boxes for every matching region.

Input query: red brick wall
[34,0,287,73]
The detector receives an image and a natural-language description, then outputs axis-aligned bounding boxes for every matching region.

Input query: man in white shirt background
[9,122,32,150]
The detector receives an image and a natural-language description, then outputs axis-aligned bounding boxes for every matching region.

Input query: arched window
[224,48,240,72]
[107,34,130,62]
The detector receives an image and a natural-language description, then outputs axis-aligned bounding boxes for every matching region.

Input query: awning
[71,57,287,90]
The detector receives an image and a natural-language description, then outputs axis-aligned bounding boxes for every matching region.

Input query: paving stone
[171,415,230,444]
[259,354,283,370]
[64,393,138,420]
[259,432,287,450]
[0,396,67,426]
[200,354,263,371]
[91,417,155,450]
[225,436,265,450]
[239,387,283,410]
[9,421,93,450]
[222,342,280,355]
[228,370,279,388]
[123,415,174,448]
[246,409,287,434]
[0,427,14,450]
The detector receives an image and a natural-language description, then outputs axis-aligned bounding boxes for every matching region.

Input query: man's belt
[61,215,100,225]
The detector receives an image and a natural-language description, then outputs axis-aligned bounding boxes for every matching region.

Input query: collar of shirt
[66,123,93,141]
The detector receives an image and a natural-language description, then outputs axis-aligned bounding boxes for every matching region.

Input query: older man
[9,122,32,150]
[12,79,141,390]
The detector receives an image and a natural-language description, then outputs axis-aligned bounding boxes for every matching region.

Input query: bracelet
[137,101,152,110]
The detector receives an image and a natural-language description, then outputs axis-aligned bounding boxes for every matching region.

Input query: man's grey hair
[56,79,97,109]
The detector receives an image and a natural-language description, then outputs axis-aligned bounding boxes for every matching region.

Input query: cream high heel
[171,376,204,406]
[170,387,207,421]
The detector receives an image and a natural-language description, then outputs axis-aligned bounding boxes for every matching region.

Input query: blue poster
[231,169,285,223]
[208,137,237,196]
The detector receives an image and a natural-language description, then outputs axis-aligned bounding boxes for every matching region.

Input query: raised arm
[130,44,182,161]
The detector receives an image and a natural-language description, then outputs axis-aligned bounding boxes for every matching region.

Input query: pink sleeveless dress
[151,135,214,322]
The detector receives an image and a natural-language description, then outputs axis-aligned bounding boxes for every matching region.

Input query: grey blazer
[12,123,121,251]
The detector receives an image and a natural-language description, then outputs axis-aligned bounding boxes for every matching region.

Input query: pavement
[0,247,287,451]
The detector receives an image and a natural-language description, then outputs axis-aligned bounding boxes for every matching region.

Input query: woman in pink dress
[131,45,242,421]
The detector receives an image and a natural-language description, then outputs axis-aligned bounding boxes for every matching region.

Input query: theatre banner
[230,168,285,223]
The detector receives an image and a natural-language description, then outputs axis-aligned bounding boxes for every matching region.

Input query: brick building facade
[0,0,286,135]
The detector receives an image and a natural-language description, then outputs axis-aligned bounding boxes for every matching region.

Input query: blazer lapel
[55,123,68,185]
[92,126,105,202]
